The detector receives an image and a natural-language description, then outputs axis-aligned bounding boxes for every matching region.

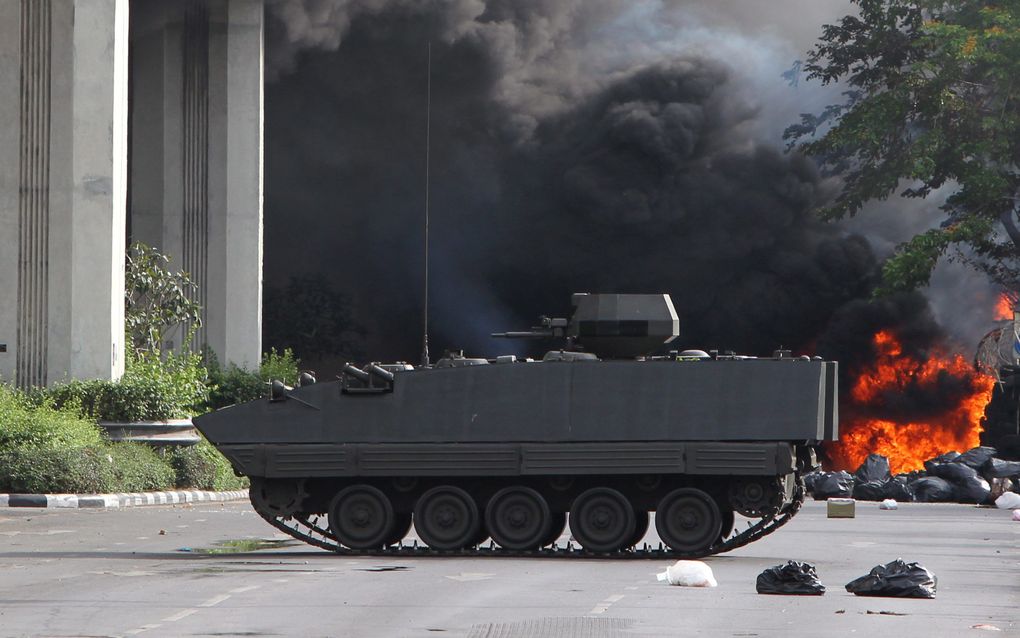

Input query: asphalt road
[0,500,1016,637]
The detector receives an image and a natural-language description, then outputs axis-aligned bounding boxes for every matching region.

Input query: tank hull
[194,357,837,556]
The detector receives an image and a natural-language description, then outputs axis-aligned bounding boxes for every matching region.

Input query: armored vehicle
[194,293,838,557]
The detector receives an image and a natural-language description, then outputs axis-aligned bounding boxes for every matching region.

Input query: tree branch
[999,207,1020,250]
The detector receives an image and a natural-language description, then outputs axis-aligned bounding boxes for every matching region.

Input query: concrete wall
[0,0,128,387]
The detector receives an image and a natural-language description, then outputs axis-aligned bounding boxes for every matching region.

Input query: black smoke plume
[262,1,954,375]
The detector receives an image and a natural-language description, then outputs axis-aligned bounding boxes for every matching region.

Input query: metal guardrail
[98,418,200,446]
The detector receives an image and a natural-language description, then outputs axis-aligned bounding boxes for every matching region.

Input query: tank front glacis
[193,293,837,558]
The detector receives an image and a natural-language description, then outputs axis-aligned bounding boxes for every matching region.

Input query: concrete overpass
[0,0,264,387]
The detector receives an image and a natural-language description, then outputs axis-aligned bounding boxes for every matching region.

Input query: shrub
[0,445,116,494]
[260,348,300,386]
[204,348,300,410]
[107,442,176,492]
[125,241,202,357]
[161,439,248,490]
[47,351,208,422]
[0,385,105,450]
[205,361,263,410]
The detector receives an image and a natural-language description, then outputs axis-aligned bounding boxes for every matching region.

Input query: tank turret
[492,293,679,358]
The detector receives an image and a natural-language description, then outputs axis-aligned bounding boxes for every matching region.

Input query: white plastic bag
[879,499,898,510]
[994,492,1020,510]
[656,560,717,587]
[1013,509,1020,522]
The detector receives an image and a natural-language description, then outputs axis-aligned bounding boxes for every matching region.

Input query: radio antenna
[420,41,432,367]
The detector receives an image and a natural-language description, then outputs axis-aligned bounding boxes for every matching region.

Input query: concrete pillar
[0,0,128,387]
[128,0,263,368]
[0,1,24,384]
[207,0,264,369]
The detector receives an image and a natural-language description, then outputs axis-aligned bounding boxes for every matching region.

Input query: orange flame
[994,293,1014,321]
[827,331,993,475]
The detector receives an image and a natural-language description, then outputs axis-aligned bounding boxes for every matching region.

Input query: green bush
[204,348,300,410]
[0,445,116,494]
[107,442,176,492]
[0,385,105,449]
[47,351,208,422]
[260,348,300,386]
[161,439,248,490]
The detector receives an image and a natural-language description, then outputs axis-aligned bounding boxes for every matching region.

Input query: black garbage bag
[845,559,937,598]
[856,477,915,501]
[854,454,891,483]
[810,471,854,500]
[954,446,998,470]
[984,457,1020,479]
[925,452,960,470]
[910,476,955,502]
[756,561,825,595]
[853,480,887,501]
[926,462,991,503]
[881,476,914,501]
[802,471,823,494]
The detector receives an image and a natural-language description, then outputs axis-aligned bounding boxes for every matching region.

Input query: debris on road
[865,610,908,616]
[845,559,937,599]
[995,492,1020,509]
[879,499,898,510]
[755,561,825,595]
[826,498,855,518]
[657,560,717,587]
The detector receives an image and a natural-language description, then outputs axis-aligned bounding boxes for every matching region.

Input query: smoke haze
[263,0,1001,371]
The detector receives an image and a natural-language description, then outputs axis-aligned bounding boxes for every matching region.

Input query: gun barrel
[491,331,553,339]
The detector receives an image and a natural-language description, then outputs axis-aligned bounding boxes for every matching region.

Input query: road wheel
[250,477,307,518]
[413,486,480,550]
[541,512,567,547]
[329,485,394,550]
[385,512,413,546]
[485,487,551,551]
[655,487,722,554]
[568,487,636,553]
[728,477,783,517]
[629,510,650,547]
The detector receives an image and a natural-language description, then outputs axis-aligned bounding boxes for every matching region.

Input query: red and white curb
[0,489,248,508]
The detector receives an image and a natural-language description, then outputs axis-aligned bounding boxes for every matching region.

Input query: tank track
[250,474,805,559]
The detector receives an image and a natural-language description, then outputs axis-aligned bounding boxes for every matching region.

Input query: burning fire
[994,292,1015,321]
[826,330,994,475]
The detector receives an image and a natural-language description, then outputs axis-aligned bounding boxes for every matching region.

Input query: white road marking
[589,594,625,614]
[199,594,232,607]
[445,572,495,582]
[162,608,199,623]
[230,585,259,594]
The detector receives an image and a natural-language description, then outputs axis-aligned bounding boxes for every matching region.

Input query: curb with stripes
[0,489,248,509]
